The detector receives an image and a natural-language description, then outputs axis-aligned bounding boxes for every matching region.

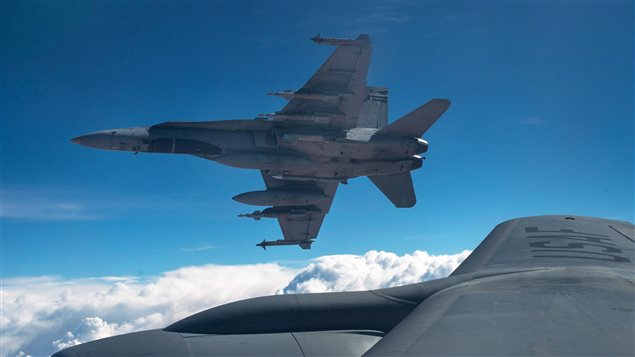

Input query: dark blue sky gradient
[2,2,633,277]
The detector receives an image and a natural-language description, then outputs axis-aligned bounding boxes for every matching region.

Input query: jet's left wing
[272,35,372,130]
[255,172,338,249]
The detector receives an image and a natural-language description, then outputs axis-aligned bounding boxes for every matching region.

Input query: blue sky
[2,1,633,278]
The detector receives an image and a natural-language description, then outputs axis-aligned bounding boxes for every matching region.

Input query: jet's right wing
[274,35,372,130]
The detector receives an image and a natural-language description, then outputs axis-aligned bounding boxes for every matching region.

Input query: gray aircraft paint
[53,215,635,356]
[72,35,450,249]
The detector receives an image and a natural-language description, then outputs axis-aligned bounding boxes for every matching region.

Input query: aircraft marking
[524,226,630,263]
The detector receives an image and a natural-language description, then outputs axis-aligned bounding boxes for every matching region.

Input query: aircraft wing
[258,171,338,249]
[365,215,635,356]
[275,35,372,130]
[54,216,634,356]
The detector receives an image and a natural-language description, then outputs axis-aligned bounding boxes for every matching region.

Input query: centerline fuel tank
[232,189,328,206]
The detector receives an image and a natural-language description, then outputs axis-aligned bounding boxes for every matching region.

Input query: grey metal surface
[54,215,634,356]
[375,99,449,137]
[366,215,634,356]
[368,172,416,208]
[356,86,388,129]
[279,34,371,130]
[257,171,338,248]
[53,329,382,357]
[366,266,634,356]
[163,279,459,335]
[452,215,634,276]
[71,34,450,248]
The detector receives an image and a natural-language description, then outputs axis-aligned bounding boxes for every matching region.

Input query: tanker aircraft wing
[364,215,635,356]
[255,172,339,250]
[273,34,371,130]
[53,215,634,356]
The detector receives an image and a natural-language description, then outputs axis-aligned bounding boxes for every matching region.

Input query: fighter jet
[71,34,450,249]
[52,215,635,356]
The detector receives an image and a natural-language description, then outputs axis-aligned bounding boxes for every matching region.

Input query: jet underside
[71,34,450,249]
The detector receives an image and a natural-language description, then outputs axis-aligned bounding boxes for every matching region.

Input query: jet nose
[70,131,112,150]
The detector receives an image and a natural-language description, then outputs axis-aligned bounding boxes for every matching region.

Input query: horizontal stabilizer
[376,99,450,137]
[368,172,416,208]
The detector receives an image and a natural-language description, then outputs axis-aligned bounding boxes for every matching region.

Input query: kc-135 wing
[255,171,338,249]
[364,215,635,356]
[271,34,371,130]
[53,215,634,356]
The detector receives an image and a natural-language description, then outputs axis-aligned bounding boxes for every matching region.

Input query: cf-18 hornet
[72,34,450,249]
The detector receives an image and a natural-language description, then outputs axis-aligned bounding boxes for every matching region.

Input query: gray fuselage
[72,121,427,181]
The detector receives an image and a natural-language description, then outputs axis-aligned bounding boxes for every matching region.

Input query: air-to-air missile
[267,90,344,103]
[71,34,451,249]
[256,239,313,250]
[238,206,322,221]
[310,34,366,46]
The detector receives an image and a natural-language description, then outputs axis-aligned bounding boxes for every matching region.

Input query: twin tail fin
[376,99,450,138]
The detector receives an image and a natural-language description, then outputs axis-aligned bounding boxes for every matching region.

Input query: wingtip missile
[267,90,295,100]
[310,34,369,46]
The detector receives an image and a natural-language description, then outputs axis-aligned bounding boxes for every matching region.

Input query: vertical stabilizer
[356,87,388,129]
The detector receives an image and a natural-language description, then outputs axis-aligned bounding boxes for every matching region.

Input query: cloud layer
[1,250,470,357]
[282,250,471,294]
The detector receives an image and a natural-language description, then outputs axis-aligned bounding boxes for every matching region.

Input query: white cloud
[1,250,470,357]
[1,265,294,357]
[1,194,97,221]
[0,188,223,221]
[52,317,121,351]
[281,250,472,294]
[179,244,215,252]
